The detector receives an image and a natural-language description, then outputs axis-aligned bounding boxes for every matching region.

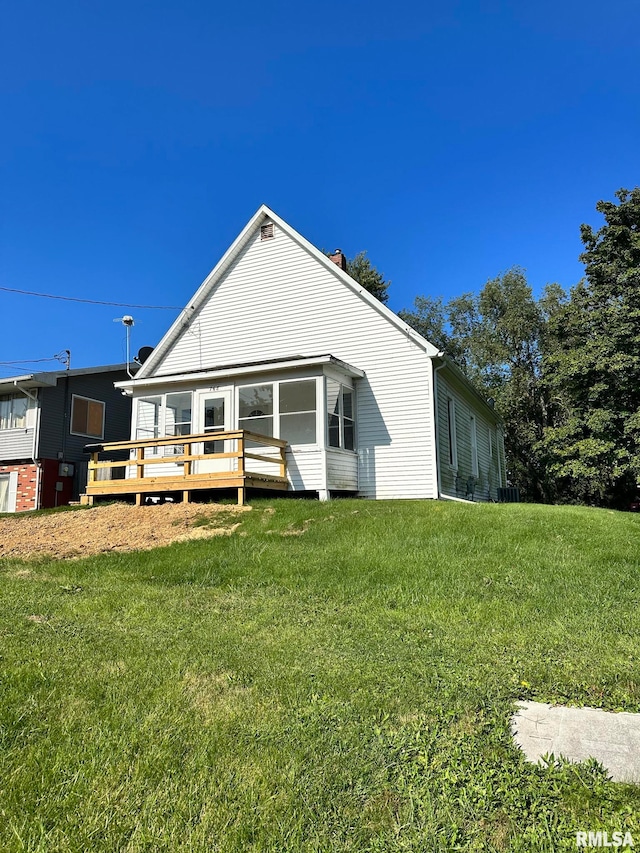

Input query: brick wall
[0,461,39,512]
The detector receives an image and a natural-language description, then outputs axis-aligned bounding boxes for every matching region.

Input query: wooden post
[135,492,142,507]
[237,434,245,476]
[237,486,245,506]
[88,451,99,484]
[183,442,191,478]
[279,445,287,480]
[183,490,190,504]
[136,446,145,480]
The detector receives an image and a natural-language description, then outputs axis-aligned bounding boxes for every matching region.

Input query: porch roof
[115,354,365,393]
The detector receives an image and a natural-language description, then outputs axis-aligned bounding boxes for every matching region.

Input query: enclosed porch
[81,429,288,506]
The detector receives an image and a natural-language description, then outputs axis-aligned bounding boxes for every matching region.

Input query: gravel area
[0,502,249,561]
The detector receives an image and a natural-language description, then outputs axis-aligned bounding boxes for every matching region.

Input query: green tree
[401,269,554,501]
[346,251,390,304]
[540,188,640,506]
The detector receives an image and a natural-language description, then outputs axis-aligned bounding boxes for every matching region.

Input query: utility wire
[0,285,181,310]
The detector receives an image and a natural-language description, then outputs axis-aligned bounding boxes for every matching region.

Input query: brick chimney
[329,249,347,271]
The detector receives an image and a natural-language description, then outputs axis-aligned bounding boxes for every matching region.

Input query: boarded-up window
[71,395,105,439]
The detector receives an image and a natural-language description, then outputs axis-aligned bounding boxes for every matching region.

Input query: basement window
[260,222,274,240]
[71,395,105,439]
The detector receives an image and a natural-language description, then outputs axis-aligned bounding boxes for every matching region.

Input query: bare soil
[0,502,250,561]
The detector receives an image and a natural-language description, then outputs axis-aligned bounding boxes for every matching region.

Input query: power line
[0,285,181,310]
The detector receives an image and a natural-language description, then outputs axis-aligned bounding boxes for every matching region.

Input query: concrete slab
[511,701,640,784]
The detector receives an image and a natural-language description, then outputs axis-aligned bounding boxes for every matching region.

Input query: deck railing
[82,430,288,506]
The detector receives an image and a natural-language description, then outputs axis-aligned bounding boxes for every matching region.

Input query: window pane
[0,475,9,512]
[165,392,192,435]
[326,380,340,417]
[204,398,225,430]
[280,380,316,414]
[280,412,316,444]
[342,390,353,420]
[239,385,273,418]
[137,397,161,439]
[11,396,29,429]
[344,421,355,451]
[0,397,10,430]
[329,414,340,448]
[239,415,273,437]
[71,397,88,434]
[87,401,104,438]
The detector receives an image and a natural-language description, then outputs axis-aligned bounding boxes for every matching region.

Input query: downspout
[430,355,446,500]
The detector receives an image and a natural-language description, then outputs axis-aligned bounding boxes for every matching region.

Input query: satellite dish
[136,346,154,365]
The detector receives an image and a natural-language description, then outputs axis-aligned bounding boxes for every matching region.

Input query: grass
[1,499,639,851]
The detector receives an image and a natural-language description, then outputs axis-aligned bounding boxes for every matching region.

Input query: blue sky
[1,0,638,375]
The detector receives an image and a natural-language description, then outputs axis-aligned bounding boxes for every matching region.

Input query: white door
[195,389,233,474]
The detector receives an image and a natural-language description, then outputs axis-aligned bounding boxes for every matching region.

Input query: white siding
[149,224,436,499]
[436,371,501,502]
[327,449,358,491]
[0,429,35,460]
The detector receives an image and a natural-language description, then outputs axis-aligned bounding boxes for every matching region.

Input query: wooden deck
[81,430,288,506]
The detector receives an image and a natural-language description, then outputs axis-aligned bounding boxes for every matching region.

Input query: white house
[110,205,505,503]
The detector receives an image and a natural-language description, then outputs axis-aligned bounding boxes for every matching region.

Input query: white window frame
[447,398,458,470]
[326,380,356,452]
[0,471,18,513]
[0,392,36,431]
[236,378,321,447]
[70,394,105,440]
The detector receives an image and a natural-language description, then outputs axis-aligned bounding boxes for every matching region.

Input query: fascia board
[116,354,365,392]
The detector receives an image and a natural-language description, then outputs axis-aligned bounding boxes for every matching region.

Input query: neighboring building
[110,205,505,503]
[0,365,134,512]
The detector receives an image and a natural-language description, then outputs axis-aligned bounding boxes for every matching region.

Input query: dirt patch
[0,502,249,561]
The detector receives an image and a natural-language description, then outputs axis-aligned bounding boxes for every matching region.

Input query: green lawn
[1,499,639,852]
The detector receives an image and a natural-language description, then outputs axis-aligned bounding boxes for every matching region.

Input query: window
[447,398,458,469]
[470,415,478,477]
[0,474,10,512]
[239,384,274,437]
[71,395,105,439]
[327,380,355,450]
[165,392,192,438]
[280,380,316,445]
[0,393,34,430]
[136,396,161,441]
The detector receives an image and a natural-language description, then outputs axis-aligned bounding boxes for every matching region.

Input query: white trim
[470,414,478,477]
[447,397,458,470]
[117,355,364,393]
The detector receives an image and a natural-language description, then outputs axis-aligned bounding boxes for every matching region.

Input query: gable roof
[136,204,439,379]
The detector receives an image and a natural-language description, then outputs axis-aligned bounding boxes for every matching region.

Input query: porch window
[279,380,316,445]
[136,396,161,441]
[71,395,105,439]
[239,384,273,437]
[0,393,34,430]
[327,380,355,450]
[165,392,192,437]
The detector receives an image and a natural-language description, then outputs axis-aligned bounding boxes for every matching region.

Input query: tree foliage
[401,188,640,507]
[539,188,640,506]
[401,269,553,501]
[346,251,390,304]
